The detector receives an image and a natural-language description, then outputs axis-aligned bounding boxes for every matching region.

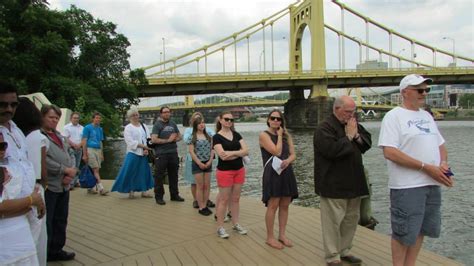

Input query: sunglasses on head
[270,116,282,122]
[223,117,234,122]
[0,101,19,109]
[409,87,431,94]
[0,142,8,151]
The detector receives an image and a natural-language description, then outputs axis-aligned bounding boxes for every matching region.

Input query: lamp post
[353,37,363,64]
[159,52,163,73]
[396,48,405,69]
[442,37,456,65]
[162,37,166,70]
[259,50,264,73]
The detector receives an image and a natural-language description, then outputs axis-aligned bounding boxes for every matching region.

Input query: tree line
[0,0,147,136]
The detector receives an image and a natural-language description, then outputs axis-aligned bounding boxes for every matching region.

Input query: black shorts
[191,160,212,174]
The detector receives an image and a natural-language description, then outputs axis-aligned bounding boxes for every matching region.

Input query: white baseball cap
[399,74,433,92]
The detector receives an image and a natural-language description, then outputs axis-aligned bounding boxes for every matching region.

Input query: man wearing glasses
[0,82,49,264]
[151,106,183,205]
[314,95,372,266]
[378,74,453,266]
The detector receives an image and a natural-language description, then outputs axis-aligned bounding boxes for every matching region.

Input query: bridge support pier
[182,110,191,127]
[284,96,333,129]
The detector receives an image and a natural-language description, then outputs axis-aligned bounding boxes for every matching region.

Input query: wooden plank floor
[48,181,461,266]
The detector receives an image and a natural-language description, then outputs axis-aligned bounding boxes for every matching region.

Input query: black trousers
[45,189,69,256]
[154,153,180,199]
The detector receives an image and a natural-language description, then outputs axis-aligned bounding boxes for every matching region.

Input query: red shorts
[216,168,245,187]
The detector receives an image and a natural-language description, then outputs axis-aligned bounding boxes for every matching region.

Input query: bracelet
[441,160,447,164]
[28,195,33,207]
[419,162,425,171]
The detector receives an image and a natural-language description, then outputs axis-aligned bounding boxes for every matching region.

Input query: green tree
[459,94,474,109]
[0,0,75,94]
[1,1,144,136]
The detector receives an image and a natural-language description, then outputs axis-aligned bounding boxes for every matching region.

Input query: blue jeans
[70,148,82,185]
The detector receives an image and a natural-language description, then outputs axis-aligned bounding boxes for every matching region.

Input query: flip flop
[266,240,284,250]
[278,238,293,247]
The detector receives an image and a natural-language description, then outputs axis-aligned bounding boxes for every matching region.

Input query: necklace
[6,131,21,149]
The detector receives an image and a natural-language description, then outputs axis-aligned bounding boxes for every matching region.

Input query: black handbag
[140,123,156,164]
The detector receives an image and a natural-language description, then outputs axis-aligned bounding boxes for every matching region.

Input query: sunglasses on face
[270,116,282,122]
[0,101,19,109]
[0,142,8,151]
[408,87,431,94]
[223,117,234,122]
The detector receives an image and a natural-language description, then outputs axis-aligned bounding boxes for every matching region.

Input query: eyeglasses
[0,101,19,109]
[269,116,282,122]
[0,142,7,151]
[408,87,431,94]
[223,117,234,122]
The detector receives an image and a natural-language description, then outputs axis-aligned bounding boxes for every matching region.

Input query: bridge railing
[146,66,474,82]
[140,0,473,79]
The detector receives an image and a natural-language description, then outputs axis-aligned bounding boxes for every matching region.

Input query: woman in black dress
[259,109,298,249]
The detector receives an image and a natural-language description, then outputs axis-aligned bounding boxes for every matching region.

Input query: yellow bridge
[137,95,449,114]
[137,0,473,99]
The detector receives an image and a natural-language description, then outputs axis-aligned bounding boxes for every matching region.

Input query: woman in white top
[12,97,49,265]
[0,132,44,266]
[111,107,154,198]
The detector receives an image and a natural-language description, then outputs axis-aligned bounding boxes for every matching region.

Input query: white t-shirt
[63,123,83,145]
[378,107,445,189]
[0,122,38,265]
[26,130,49,180]
[0,161,38,265]
[124,123,149,156]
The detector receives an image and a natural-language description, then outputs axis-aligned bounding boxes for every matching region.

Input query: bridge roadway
[143,67,474,97]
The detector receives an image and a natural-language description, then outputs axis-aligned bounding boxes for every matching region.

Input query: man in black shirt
[151,107,183,205]
[313,96,371,266]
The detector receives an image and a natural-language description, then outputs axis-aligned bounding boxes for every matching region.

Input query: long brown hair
[191,116,211,144]
[189,111,203,126]
[215,111,236,132]
[266,109,289,140]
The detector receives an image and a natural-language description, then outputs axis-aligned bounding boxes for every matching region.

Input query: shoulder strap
[264,155,274,169]
[139,123,148,144]
[140,122,146,133]
[264,130,273,137]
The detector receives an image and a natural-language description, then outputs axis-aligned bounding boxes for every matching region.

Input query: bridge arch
[289,0,328,99]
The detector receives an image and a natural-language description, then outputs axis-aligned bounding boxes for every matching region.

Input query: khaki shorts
[87,148,102,169]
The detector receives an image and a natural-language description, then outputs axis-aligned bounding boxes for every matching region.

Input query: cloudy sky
[48,0,473,104]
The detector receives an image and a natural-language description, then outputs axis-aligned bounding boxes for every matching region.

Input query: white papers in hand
[272,156,283,175]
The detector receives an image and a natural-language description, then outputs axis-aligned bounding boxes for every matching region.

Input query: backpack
[79,165,97,188]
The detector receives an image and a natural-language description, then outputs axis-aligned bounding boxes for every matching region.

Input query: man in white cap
[378,74,454,266]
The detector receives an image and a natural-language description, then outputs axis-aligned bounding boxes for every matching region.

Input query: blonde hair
[127,107,139,118]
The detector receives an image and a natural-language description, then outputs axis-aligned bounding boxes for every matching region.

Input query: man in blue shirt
[151,107,183,205]
[81,112,108,195]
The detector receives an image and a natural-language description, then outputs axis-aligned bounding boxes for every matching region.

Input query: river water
[102,121,474,264]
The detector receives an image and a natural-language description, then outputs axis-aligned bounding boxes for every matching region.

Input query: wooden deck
[48,181,461,266]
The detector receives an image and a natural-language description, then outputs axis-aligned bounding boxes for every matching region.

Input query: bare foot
[266,239,284,250]
[278,237,293,247]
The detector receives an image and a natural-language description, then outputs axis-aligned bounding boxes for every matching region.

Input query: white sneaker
[232,224,248,235]
[224,213,231,223]
[217,227,229,239]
